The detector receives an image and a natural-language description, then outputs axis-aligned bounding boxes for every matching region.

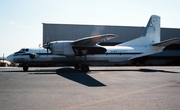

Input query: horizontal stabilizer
[152,38,180,46]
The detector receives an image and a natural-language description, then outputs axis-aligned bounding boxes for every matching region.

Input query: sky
[0,0,180,57]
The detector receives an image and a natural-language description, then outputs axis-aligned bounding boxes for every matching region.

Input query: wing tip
[104,34,119,37]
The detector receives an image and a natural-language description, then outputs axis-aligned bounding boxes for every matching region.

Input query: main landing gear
[74,64,89,72]
[74,55,90,72]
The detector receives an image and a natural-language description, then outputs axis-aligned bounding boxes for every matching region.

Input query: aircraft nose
[6,54,14,62]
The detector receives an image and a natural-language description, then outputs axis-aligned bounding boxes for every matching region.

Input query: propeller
[47,42,50,57]
[43,42,50,57]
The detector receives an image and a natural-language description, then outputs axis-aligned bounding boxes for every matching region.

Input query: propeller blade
[44,42,49,58]
[47,48,49,57]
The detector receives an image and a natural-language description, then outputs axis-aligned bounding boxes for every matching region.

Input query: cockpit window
[14,48,29,54]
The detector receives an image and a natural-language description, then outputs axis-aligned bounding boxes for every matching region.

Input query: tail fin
[116,15,160,46]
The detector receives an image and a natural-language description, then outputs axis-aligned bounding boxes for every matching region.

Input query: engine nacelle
[49,41,75,56]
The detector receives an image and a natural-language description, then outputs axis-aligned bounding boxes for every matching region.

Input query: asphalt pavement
[0,66,180,110]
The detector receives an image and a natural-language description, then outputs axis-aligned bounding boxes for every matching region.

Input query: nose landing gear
[23,66,29,71]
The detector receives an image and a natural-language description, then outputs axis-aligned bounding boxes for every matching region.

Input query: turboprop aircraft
[6,15,180,72]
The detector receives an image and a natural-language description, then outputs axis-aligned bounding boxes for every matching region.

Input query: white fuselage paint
[6,45,164,65]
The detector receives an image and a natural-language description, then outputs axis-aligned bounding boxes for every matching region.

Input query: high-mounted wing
[71,34,118,47]
[71,34,118,56]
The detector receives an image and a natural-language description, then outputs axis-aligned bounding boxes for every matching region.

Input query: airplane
[6,15,180,72]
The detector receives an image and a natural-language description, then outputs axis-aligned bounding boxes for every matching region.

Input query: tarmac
[0,66,180,110]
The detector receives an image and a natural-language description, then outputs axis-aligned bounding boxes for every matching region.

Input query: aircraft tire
[74,63,80,70]
[23,66,28,71]
[81,64,89,72]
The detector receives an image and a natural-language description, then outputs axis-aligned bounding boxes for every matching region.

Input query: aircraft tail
[115,15,180,60]
[116,15,160,46]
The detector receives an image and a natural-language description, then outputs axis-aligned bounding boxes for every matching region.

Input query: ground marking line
[61,82,178,110]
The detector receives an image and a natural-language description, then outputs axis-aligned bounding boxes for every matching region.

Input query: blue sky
[0,0,180,57]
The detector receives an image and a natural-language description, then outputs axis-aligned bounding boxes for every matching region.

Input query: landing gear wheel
[81,64,89,72]
[74,63,80,70]
[23,66,28,71]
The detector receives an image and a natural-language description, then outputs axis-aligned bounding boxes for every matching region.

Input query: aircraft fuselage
[7,45,161,65]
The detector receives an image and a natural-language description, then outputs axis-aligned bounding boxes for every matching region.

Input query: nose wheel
[23,66,29,71]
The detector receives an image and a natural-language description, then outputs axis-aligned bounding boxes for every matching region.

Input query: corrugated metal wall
[43,23,180,65]
[43,23,145,44]
[43,23,180,44]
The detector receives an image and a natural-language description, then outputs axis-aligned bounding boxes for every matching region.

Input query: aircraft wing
[152,38,180,46]
[71,34,118,47]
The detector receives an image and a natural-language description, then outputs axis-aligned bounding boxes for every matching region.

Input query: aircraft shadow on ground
[30,68,106,87]
[2,67,179,74]
[1,69,57,73]
[56,68,106,87]
[90,68,179,74]
[2,67,179,86]
[139,69,179,73]
[29,68,179,87]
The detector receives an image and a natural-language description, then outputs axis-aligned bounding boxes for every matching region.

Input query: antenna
[3,53,4,63]
[39,44,41,53]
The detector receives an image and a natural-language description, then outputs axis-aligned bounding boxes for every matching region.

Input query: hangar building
[43,23,180,65]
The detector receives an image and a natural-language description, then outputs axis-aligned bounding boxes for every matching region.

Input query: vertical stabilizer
[116,15,160,46]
